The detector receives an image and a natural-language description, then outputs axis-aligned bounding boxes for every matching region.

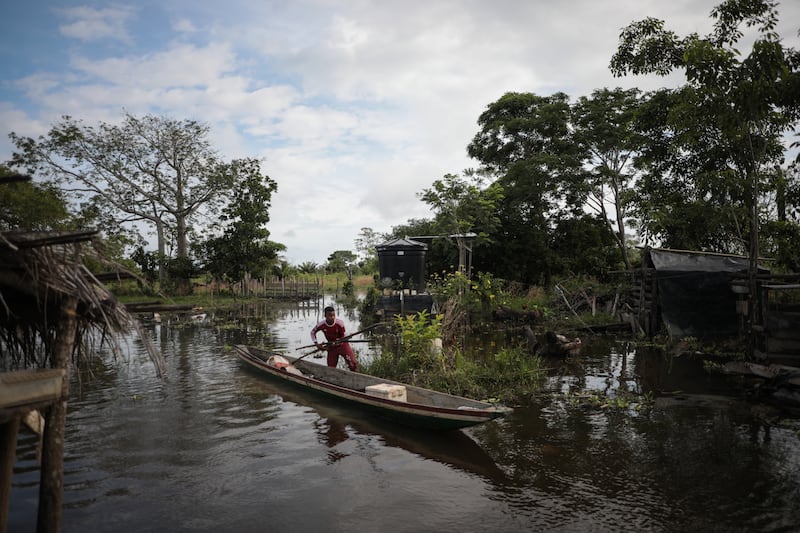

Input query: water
[8,300,800,532]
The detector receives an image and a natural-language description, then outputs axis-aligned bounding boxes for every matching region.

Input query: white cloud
[57,5,135,43]
[172,18,198,34]
[69,43,237,89]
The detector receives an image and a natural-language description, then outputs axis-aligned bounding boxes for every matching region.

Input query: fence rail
[196,276,324,299]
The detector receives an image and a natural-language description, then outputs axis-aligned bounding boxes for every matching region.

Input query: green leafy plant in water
[395,310,444,367]
[342,279,354,296]
[427,271,508,317]
[560,389,653,412]
[364,319,544,403]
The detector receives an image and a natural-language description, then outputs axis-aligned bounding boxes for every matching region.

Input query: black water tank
[376,237,427,293]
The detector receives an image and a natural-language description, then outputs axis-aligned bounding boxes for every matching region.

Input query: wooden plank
[723,361,800,385]
[0,369,64,409]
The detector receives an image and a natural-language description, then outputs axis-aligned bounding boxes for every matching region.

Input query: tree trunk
[748,168,760,357]
[156,220,166,286]
[175,213,187,259]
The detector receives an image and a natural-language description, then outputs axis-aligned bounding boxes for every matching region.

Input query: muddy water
[9,300,800,532]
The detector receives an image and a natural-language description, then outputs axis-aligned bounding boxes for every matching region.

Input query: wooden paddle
[294,323,381,351]
[292,323,382,364]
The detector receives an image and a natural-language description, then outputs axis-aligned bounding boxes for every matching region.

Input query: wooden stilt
[37,299,77,533]
[0,418,21,533]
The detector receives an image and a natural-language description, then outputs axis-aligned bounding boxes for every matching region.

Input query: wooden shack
[628,248,767,339]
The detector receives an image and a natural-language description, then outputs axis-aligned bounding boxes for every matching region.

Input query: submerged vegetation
[364,309,545,404]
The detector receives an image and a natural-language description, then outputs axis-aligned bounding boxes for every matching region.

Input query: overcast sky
[2,1,799,264]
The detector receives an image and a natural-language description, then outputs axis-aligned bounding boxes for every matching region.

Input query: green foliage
[428,271,513,317]
[7,113,286,288]
[365,339,543,404]
[548,215,623,280]
[354,227,383,273]
[195,160,284,282]
[610,0,800,255]
[326,250,358,278]
[395,310,444,368]
[0,169,72,231]
[357,285,381,317]
[419,171,503,246]
[466,91,610,285]
[160,256,198,295]
[297,261,320,274]
[342,279,354,296]
[131,246,161,283]
[560,390,653,412]
[571,87,644,269]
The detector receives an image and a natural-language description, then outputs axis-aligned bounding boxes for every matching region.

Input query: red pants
[327,342,358,371]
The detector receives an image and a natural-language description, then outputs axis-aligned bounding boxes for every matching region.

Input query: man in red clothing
[310,306,358,371]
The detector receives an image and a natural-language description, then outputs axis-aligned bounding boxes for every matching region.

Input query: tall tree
[195,158,283,283]
[467,92,586,285]
[610,0,800,330]
[419,171,503,277]
[9,113,240,283]
[326,250,358,279]
[354,227,384,273]
[572,88,643,269]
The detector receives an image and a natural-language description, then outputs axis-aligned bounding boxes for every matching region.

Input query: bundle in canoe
[234,345,512,430]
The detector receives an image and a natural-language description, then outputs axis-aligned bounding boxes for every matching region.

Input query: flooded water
[8,300,800,532]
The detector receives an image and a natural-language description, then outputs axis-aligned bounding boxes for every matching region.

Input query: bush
[364,310,544,404]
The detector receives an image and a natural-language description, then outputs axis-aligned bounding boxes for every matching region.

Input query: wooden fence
[195,275,324,299]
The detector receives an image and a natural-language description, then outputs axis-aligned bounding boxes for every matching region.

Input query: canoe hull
[234,345,510,430]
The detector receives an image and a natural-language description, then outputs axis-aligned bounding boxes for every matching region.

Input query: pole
[37,298,78,533]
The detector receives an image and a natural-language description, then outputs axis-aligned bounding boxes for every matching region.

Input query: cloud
[57,5,135,43]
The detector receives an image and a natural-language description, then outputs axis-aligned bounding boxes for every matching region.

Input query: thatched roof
[0,228,164,375]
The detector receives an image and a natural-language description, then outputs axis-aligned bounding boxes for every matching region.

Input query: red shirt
[311,318,347,343]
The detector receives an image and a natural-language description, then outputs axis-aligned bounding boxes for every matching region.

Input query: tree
[419,171,503,276]
[354,227,384,273]
[298,261,320,274]
[610,0,800,329]
[0,167,71,231]
[8,113,242,284]
[467,92,587,285]
[548,214,623,280]
[195,159,283,283]
[572,88,644,269]
[326,250,358,279]
[761,163,800,270]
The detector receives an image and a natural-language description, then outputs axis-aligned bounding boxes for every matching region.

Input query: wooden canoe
[234,345,512,430]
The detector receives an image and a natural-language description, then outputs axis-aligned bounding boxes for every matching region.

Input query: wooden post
[37,298,78,533]
[0,418,21,533]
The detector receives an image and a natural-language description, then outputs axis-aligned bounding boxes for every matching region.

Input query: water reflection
[242,369,510,484]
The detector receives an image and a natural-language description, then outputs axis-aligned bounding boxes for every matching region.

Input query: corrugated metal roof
[648,249,759,273]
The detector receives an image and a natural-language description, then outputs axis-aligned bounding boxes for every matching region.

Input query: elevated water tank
[376,237,427,293]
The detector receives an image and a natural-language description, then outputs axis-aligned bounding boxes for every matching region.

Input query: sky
[2,1,799,265]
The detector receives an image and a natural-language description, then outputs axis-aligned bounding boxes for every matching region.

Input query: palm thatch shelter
[0,220,164,532]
